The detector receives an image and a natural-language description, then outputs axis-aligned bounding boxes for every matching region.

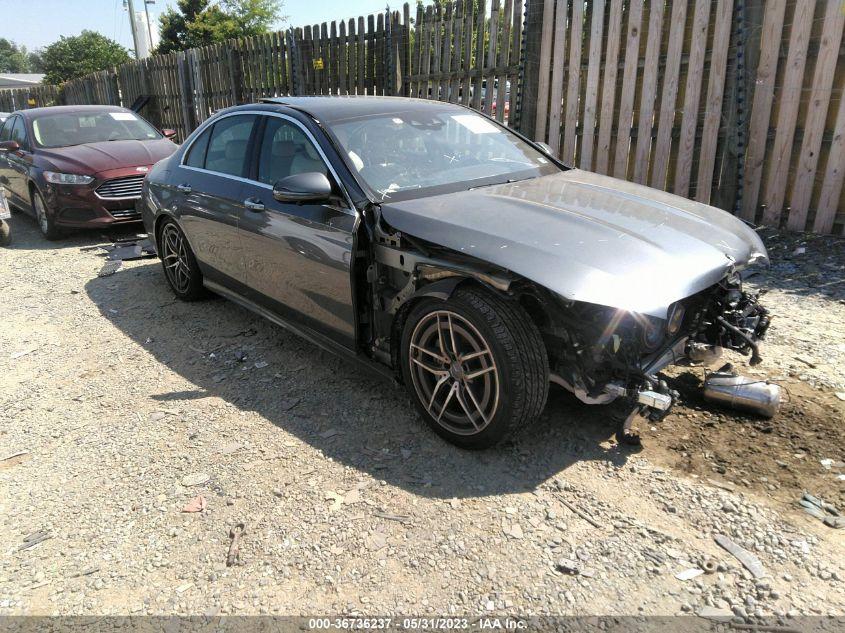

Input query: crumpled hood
[380,169,768,318]
[38,139,177,175]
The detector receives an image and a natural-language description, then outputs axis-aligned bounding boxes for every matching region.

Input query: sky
[0,0,394,52]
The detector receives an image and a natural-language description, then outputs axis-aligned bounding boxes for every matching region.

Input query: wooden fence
[524,0,845,235]
[1,0,843,234]
[0,85,60,112]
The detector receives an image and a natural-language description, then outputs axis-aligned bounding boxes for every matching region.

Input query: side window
[0,118,11,142]
[256,116,328,186]
[11,117,28,149]
[184,125,212,169]
[204,114,256,177]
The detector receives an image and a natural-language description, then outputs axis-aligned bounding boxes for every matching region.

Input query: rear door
[237,113,357,349]
[173,113,258,290]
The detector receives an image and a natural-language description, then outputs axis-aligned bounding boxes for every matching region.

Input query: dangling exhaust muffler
[703,364,781,418]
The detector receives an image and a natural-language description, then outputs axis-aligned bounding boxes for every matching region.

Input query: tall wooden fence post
[519,0,549,140]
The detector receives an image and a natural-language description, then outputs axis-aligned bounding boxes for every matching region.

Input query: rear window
[31,111,160,148]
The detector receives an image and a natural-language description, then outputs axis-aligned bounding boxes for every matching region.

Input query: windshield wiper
[468,176,529,190]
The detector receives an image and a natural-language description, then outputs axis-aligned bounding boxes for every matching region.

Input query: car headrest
[224,139,248,160]
[272,140,296,158]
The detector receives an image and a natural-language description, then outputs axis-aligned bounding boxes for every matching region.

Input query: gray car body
[381,169,768,318]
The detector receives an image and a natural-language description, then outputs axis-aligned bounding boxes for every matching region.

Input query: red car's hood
[38,139,177,175]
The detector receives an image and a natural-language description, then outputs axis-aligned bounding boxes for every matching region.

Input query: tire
[0,220,10,246]
[400,285,549,449]
[158,219,208,300]
[32,189,62,241]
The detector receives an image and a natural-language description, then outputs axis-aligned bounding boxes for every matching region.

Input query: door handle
[177,183,192,193]
[243,198,265,212]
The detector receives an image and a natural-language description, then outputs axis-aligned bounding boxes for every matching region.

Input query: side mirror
[273,172,333,204]
[0,140,20,153]
[161,129,177,140]
[535,141,554,156]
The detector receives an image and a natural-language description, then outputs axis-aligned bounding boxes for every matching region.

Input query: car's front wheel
[400,285,549,449]
[158,219,207,300]
[32,189,61,240]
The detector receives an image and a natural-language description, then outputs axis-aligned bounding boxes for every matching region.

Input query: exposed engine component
[703,363,781,418]
[688,273,770,365]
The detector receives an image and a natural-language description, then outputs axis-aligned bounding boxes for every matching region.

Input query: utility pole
[143,0,155,54]
[126,0,140,59]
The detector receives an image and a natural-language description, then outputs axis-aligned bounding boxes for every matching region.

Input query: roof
[0,74,45,87]
[259,96,467,123]
[18,104,128,119]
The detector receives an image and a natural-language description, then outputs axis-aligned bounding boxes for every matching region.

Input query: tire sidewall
[158,218,205,300]
[400,294,518,449]
[31,189,60,240]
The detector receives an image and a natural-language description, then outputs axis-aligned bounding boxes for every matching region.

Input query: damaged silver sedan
[141,97,770,449]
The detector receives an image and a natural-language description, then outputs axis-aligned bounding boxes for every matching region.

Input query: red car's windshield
[31,111,161,148]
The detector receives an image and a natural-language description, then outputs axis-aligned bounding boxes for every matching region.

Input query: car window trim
[179,110,355,215]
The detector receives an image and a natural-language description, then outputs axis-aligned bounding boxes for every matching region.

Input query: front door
[174,113,257,290]
[238,114,357,349]
[5,116,33,207]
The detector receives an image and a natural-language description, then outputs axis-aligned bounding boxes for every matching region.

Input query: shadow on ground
[82,255,636,501]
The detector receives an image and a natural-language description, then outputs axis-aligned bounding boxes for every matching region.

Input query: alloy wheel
[161,223,192,294]
[34,193,49,235]
[408,310,500,436]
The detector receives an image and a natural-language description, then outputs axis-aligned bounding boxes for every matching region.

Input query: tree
[40,31,130,84]
[0,39,35,73]
[156,0,284,53]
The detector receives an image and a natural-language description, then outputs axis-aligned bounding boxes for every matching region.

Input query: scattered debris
[0,451,29,463]
[18,530,52,551]
[675,568,705,581]
[182,495,207,513]
[69,566,100,579]
[226,523,246,566]
[373,511,412,524]
[254,360,268,369]
[181,472,210,487]
[706,478,737,492]
[555,558,581,575]
[835,392,845,401]
[175,582,193,594]
[97,261,122,277]
[558,497,602,529]
[502,522,524,539]
[104,239,156,262]
[794,355,816,368]
[10,349,36,360]
[714,534,767,578]
[701,558,718,574]
[319,428,339,439]
[697,606,734,621]
[798,492,844,529]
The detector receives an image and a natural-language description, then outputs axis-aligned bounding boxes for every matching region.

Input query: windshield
[325,109,560,200]
[32,111,161,148]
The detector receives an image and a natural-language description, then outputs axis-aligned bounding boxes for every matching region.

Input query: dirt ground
[0,213,843,620]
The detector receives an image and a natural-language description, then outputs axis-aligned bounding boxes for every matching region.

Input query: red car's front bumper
[42,165,149,228]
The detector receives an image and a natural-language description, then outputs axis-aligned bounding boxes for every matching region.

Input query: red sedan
[0,105,178,240]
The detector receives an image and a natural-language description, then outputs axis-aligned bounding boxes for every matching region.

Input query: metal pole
[126,0,140,59]
[143,0,155,54]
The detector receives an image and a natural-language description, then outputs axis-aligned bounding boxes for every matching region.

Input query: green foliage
[0,38,41,74]
[40,31,130,84]
[156,0,285,54]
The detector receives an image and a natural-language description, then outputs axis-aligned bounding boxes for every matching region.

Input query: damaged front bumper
[549,272,771,424]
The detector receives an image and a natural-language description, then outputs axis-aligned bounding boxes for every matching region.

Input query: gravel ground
[0,213,843,620]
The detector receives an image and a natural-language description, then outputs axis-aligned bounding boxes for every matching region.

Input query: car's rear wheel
[32,189,61,241]
[158,220,207,300]
[400,285,548,449]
